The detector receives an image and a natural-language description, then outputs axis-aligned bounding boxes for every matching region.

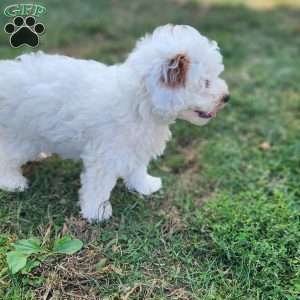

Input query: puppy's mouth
[194,102,224,119]
[194,110,215,119]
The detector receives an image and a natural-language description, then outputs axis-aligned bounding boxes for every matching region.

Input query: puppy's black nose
[223,94,230,103]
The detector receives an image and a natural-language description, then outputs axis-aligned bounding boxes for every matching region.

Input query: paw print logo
[4,16,45,48]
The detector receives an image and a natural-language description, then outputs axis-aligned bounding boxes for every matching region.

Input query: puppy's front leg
[125,166,162,196]
[79,163,117,222]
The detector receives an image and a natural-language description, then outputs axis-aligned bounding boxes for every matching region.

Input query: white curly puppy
[0,24,229,222]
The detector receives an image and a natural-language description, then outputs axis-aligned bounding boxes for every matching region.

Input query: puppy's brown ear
[144,53,190,114]
[160,54,190,88]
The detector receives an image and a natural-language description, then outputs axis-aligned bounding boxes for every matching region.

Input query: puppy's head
[127,24,229,125]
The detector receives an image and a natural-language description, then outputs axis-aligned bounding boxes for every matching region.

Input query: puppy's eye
[205,80,210,88]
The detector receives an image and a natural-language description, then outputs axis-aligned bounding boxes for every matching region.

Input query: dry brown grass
[33,246,106,299]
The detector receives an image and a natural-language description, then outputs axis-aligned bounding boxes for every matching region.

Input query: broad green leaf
[53,236,83,254]
[6,251,28,274]
[13,238,41,255]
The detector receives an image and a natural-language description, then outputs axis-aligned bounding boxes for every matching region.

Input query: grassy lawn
[0,0,300,299]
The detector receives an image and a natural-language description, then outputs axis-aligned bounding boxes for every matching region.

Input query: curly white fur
[0,24,229,221]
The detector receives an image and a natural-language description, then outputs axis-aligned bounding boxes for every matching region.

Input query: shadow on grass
[0,156,163,235]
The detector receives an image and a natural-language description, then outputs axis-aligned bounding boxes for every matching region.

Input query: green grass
[0,0,300,299]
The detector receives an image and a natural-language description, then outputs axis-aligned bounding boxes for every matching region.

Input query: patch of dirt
[158,142,215,225]
[158,205,187,237]
[61,217,100,243]
[33,245,119,300]
[166,287,192,300]
[176,144,212,203]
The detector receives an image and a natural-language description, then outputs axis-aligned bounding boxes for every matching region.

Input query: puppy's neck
[120,64,176,126]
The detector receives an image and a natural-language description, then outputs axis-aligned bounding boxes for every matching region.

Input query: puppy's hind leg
[79,158,117,222]
[0,131,39,192]
[125,165,162,196]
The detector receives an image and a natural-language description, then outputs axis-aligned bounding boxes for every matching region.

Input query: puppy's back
[0,52,110,137]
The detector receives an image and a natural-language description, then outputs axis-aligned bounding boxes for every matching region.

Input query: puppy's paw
[0,175,28,192]
[129,175,162,196]
[81,201,112,222]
